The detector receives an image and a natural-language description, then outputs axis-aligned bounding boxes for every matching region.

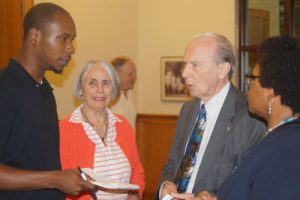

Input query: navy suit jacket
[218,118,300,200]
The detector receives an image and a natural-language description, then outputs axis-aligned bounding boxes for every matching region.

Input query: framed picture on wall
[247,8,269,46]
[161,56,192,101]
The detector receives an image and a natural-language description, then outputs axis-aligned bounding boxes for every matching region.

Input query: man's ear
[218,61,231,79]
[28,28,40,46]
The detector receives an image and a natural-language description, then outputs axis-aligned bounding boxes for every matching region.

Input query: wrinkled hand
[196,191,217,200]
[171,192,195,200]
[160,182,196,200]
[128,193,140,200]
[56,169,96,196]
[161,182,177,199]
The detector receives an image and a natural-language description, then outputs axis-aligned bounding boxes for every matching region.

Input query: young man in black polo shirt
[0,3,95,199]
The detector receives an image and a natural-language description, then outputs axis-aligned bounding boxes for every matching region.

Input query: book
[81,168,139,190]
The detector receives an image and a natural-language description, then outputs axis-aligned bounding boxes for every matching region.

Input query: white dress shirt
[186,82,230,193]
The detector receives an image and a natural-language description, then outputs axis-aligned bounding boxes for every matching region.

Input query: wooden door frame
[0,0,33,68]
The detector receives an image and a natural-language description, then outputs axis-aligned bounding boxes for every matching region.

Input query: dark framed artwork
[161,56,192,101]
[247,8,270,46]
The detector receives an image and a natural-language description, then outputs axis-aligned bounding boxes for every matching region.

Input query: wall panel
[136,114,178,199]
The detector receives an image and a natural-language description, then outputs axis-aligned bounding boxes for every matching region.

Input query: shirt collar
[9,59,52,91]
[69,104,122,124]
[201,82,230,116]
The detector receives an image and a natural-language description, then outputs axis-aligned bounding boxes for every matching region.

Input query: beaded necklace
[81,108,108,143]
[266,116,300,135]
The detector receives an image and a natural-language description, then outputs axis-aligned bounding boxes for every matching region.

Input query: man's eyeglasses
[245,73,260,85]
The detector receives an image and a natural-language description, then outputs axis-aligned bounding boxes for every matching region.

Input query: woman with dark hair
[198,36,300,200]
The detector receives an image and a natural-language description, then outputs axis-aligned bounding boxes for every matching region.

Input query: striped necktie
[175,104,206,193]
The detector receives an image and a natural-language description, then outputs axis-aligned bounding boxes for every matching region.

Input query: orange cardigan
[59,114,145,200]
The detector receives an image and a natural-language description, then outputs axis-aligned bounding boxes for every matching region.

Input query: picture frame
[240,8,270,92]
[247,8,269,46]
[161,56,192,101]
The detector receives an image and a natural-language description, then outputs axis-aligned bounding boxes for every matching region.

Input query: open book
[81,168,139,190]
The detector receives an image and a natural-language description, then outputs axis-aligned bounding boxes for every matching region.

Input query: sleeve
[251,146,300,200]
[128,126,145,198]
[245,117,266,153]
[159,120,181,182]
[234,112,266,165]
[59,118,95,170]
[59,118,72,170]
[116,116,145,198]
[159,103,190,184]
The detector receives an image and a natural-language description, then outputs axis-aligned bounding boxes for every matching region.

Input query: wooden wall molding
[136,113,178,199]
[0,0,33,68]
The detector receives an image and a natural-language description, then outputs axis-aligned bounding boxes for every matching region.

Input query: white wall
[35,0,236,118]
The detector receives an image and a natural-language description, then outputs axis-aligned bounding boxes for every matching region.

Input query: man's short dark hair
[23,3,70,40]
[258,35,300,114]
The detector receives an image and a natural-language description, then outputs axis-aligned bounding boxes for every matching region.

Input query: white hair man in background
[110,56,137,130]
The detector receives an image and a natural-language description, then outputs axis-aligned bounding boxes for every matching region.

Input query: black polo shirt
[0,60,64,199]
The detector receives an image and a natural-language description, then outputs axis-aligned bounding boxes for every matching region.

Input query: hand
[196,191,217,200]
[55,169,96,196]
[161,182,177,199]
[171,192,195,200]
[128,193,140,200]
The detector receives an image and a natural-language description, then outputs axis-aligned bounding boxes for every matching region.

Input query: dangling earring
[79,91,83,97]
[268,98,274,115]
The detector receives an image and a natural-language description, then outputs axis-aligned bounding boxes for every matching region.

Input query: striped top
[70,105,131,200]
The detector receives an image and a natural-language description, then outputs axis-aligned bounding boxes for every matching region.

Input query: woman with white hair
[59,60,145,200]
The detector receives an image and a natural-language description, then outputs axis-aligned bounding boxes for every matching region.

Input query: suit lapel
[187,101,201,141]
[193,85,237,187]
[174,99,201,176]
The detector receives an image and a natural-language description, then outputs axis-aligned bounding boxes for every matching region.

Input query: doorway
[0,0,33,68]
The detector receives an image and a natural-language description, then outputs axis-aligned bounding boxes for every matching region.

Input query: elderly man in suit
[158,33,266,199]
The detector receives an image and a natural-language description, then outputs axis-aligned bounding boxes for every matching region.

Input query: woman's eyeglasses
[245,73,260,85]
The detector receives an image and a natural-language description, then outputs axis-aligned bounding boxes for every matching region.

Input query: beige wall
[137,0,236,114]
[35,0,236,118]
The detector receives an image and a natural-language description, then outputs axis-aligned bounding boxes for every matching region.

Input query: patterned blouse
[69,105,131,200]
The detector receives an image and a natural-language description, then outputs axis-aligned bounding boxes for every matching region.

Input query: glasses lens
[245,74,260,85]
[246,77,250,85]
[245,74,251,85]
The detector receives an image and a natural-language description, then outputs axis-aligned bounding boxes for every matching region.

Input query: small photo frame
[161,56,192,101]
